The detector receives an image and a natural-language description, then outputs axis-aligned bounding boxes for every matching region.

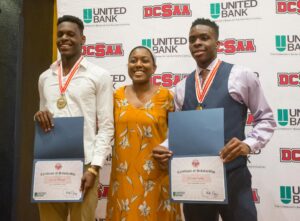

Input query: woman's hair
[128,46,156,66]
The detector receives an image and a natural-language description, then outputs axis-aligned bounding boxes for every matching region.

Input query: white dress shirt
[38,57,114,167]
[172,58,276,152]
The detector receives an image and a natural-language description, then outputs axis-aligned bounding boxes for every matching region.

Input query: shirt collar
[50,56,88,75]
[196,57,220,74]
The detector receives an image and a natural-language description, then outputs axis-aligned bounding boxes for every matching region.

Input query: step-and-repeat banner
[57,1,300,220]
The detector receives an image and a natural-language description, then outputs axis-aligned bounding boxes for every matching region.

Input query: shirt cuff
[91,155,107,168]
[243,137,260,153]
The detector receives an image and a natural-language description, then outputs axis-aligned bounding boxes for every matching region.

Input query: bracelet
[87,167,98,176]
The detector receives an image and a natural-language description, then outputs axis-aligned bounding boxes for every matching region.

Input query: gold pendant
[57,95,67,109]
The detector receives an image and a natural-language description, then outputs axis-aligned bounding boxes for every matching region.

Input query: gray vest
[183,62,248,171]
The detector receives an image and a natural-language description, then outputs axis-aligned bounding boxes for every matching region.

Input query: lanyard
[195,60,221,109]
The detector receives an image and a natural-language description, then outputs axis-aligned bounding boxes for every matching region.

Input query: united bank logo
[143,4,192,19]
[210,0,258,20]
[280,148,300,162]
[142,37,188,57]
[151,72,188,88]
[280,186,300,204]
[275,35,300,52]
[82,43,124,58]
[276,35,287,52]
[211,3,221,19]
[83,7,128,26]
[218,39,256,54]
[83,9,93,23]
[276,0,300,14]
[277,109,300,127]
[277,72,300,87]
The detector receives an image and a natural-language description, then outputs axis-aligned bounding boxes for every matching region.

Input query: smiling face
[189,24,219,69]
[128,47,156,84]
[56,21,85,59]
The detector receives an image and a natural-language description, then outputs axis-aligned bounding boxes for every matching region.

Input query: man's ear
[81,35,86,45]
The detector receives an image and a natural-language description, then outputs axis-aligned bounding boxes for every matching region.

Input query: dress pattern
[106,86,182,221]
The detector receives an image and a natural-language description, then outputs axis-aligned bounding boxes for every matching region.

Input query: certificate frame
[169,154,228,204]
[31,159,84,203]
[168,109,228,204]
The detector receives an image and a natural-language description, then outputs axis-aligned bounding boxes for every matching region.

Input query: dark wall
[0,0,53,220]
[0,1,23,220]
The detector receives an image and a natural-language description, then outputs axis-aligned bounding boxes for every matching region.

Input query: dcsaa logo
[280,148,300,162]
[276,0,300,14]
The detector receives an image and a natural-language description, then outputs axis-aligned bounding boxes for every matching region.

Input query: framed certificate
[32,159,83,202]
[170,156,227,203]
[32,117,85,203]
[168,109,227,203]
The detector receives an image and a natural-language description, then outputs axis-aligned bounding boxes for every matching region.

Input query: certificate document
[32,160,83,202]
[170,156,226,203]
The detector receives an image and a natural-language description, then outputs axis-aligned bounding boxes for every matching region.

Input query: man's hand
[34,110,54,132]
[80,170,98,198]
[152,145,173,170]
[219,137,250,163]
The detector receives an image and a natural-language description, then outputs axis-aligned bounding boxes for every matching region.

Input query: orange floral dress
[106,86,182,221]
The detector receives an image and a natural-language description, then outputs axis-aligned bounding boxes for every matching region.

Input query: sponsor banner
[275,186,300,208]
[210,0,261,22]
[111,74,127,90]
[246,112,254,126]
[248,149,265,169]
[98,183,109,199]
[218,38,256,54]
[142,37,189,57]
[82,43,124,58]
[277,72,300,87]
[150,72,189,88]
[83,7,130,27]
[272,35,300,55]
[277,109,300,129]
[276,0,300,14]
[252,188,260,203]
[143,3,192,19]
[280,148,300,162]
[56,1,300,220]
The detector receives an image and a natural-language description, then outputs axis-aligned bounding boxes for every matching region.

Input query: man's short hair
[191,18,219,40]
[57,15,84,34]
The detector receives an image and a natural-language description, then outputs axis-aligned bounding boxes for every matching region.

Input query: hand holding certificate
[168,108,227,204]
[32,117,84,202]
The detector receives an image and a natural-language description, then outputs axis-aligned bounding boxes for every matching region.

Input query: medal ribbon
[58,56,84,95]
[195,60,222,105]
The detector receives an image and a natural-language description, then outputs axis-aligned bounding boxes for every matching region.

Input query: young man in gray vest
[153,18,276,221]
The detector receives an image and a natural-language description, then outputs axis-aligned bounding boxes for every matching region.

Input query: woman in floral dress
[106,46,182,221]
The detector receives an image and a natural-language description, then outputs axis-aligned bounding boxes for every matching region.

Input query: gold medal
[57,56,83,110]
[196,104,202,110]
[57,95,67,109]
